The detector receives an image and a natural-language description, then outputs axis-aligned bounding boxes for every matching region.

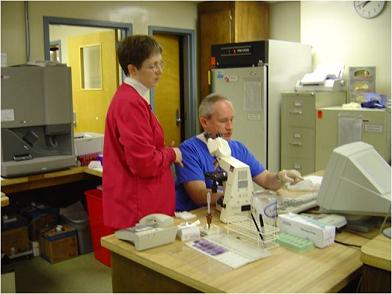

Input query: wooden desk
[102,208,363,293]
[1,167,98,194]
[360,233,391,292]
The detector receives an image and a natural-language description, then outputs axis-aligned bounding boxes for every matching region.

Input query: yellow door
[153,34,181,146]
[68,31,118,134]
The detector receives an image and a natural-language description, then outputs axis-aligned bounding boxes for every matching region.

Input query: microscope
[206,134,253,223]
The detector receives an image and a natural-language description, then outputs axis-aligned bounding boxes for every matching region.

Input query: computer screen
[317,141,391,216]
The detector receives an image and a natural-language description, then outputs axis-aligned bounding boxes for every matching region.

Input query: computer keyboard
[277,192,318,215]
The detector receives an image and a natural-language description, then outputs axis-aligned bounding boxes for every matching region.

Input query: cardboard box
[40,224,78,263]
[1,226,30,256]
[20,205,59,241]
[30,213,57,241]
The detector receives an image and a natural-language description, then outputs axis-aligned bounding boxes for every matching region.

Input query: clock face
[354,1,386,19]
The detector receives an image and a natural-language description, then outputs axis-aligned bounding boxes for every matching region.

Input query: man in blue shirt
[175,93,303,211]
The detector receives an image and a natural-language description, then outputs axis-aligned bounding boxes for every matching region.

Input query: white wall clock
[353,1,386,19]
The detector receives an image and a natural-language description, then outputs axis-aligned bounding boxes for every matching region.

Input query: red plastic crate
[84,189,114,267]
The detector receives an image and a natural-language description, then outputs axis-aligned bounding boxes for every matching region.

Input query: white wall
[1,1,198,66]
[269,1,301,42]
[301,1,391,98]
[1,1,26,65]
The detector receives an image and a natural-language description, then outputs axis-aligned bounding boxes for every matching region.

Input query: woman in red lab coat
[102,35,182,229]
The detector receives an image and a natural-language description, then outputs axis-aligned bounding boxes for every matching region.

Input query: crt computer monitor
[317,141,391,216]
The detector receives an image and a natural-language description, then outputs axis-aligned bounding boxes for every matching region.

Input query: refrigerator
[211,40,312,172]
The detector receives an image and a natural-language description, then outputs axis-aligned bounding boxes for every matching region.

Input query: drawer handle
[289,110,303,115]
[293,163,302,170]
[293,133,302,139]
[289,141,302,146]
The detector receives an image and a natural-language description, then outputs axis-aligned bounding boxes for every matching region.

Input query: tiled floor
[12,252,112,293]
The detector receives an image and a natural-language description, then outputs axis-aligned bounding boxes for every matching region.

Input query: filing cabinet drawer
[281,127,315,158]
[281,93,316,128]
[280,91,347,171]
[280,157,315,175]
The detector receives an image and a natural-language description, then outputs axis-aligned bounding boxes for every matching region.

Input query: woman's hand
[173,147,183,167]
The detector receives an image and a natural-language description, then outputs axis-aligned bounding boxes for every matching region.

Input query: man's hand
[278,169,304,185]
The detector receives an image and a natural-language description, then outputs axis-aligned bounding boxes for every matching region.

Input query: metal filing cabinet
[281,92,347,174]
[315,107,391,171]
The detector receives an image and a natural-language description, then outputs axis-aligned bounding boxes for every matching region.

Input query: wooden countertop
[361,233,391,271]
[1,166,98,194]
[102,208,363,293]
[1,166,86,186]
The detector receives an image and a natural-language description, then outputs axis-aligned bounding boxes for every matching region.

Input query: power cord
[334,240,362,248]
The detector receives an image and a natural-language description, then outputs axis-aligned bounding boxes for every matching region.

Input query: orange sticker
[317,110,323,119]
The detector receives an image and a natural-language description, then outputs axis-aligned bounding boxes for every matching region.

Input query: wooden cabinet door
[199,9,233,99]
[234,1,269,42]
[198,1,269,100]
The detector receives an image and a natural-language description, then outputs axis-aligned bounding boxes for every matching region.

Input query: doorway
[43,17,132,134]
[149,26,198,142]
[153,33,182,146]
[43,19,197,139]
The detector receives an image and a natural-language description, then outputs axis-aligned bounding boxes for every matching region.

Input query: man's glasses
[143,61,165,72]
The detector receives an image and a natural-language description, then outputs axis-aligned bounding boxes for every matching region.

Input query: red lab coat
[102,84,176,229]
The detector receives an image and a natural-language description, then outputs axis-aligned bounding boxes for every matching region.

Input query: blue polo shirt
[175,136,265,211]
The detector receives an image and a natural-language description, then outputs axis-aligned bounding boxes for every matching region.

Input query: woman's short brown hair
[117,35,162,76]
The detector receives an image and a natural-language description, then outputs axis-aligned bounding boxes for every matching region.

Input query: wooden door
[68,31,118,134]
[153,34,181,146]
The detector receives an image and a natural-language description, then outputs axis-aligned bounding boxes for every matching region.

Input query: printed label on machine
[364,123,383,133]
[224,75,238,83]
[1,109,14,122]
[247,113,261,121]
[216,70,224,80]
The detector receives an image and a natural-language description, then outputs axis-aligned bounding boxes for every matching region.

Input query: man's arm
[183,180,223,206]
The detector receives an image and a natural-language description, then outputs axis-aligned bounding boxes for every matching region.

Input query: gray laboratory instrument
[211,40,312,171]
[1,64,76,177]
